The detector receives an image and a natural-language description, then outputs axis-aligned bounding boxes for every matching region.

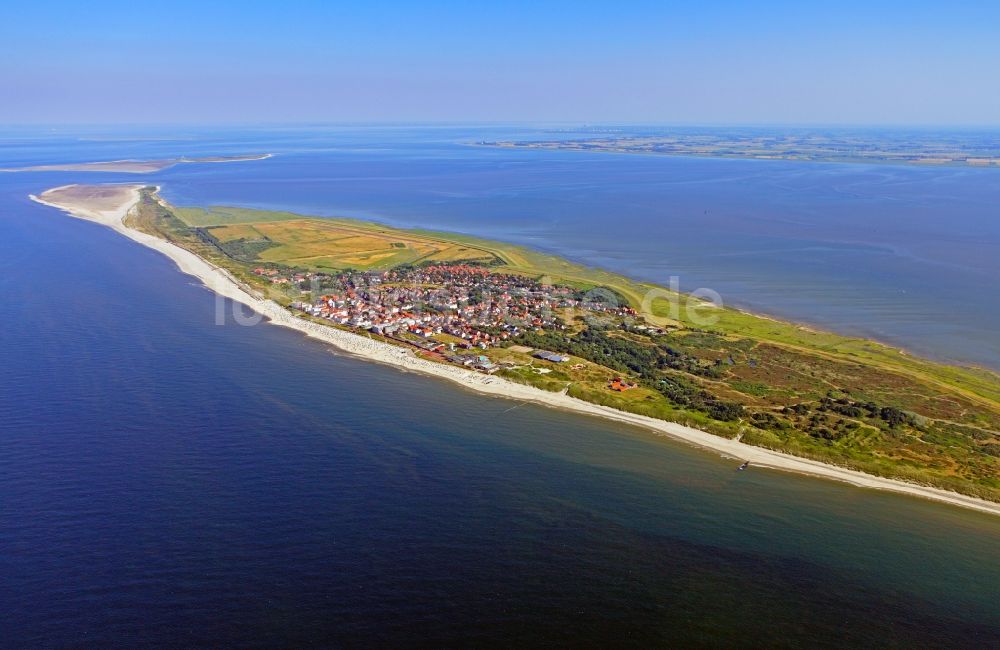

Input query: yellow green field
[184,213,499,271]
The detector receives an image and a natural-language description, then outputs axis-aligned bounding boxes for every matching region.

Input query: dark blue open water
[1,127,999,646]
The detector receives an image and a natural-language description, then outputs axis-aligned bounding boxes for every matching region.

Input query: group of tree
[515,326,744,421]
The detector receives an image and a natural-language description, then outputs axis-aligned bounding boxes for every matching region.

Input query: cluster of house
[609,377,637,392]
[276,263,642,378]
[443,353,499,373]
[252,267,313,286]
[288,264,619,348]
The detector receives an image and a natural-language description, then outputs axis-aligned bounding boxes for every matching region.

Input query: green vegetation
[175,207,499,271]
[124,189,295,306]
[175,205,304,227]
[135,188,1000,501]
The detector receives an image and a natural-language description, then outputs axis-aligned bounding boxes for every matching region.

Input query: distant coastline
[29,183,1000,517]
[3,153,272,174]
[479,134,1000,168]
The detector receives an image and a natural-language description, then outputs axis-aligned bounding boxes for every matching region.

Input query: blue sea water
[1,126,999,646]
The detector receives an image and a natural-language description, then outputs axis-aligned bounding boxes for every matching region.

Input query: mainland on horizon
[32,182,1000,514]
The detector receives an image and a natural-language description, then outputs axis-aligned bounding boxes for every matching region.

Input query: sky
[2,0,999,125]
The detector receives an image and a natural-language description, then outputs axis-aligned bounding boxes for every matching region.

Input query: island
[31,183,1000,515]
[3,153,271,174]
[483,130,1000,167]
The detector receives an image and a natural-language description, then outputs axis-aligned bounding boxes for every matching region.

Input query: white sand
[31,184,1000,517]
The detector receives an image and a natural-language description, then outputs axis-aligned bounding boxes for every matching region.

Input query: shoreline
[30,184,1000,518]
[476,142,1000,169]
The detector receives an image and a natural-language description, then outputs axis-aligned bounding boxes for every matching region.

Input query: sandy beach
[31,183,1000,517]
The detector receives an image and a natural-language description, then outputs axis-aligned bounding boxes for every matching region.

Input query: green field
[176,206,499,270]
[130,189,1000,500]
[174,205,305,226]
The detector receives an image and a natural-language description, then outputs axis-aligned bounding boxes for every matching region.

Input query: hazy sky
[2,0,999,125]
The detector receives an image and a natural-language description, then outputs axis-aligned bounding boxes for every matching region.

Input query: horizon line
[4,120,1000,130]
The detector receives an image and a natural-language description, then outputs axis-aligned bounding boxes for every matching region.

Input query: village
[271,263,637,375]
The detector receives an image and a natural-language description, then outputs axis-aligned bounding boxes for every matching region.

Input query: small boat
[738,461,750,471]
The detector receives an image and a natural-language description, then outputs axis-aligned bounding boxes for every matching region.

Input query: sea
[1,125,998,646]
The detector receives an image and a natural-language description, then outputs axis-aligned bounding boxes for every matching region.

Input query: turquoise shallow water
[1,127,999,646]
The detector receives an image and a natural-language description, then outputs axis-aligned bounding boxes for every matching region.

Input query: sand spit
[30,184,1000,517]
[6,153,272,174]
